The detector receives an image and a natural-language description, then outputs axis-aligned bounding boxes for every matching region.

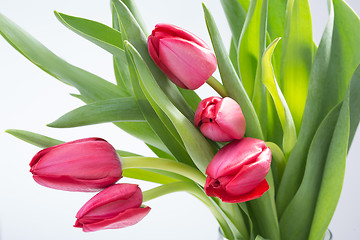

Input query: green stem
[122,157,206,186]
[142,181,234,239]
[206,76,228,97]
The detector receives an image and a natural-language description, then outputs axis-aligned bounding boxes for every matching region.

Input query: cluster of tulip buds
[28,23,271,233]
[149,24,272,203]
[30,138,150,232]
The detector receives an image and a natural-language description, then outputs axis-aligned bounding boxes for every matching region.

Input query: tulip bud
[74,184,151,232]
[194,97,246,142]
[205,138,271,203]
[148,23,217,90]
[30,138,122,192]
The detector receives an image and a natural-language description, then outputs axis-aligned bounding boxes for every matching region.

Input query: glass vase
[218,229,333,240]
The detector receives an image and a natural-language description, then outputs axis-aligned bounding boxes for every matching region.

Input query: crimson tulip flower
[148,23,217,90]
[205,138,271,203]
[30,138,122,192]
[194,96,246,142]
[74,184,151,232]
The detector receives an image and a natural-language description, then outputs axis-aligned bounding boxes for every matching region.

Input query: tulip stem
[206,76,228,97]
[122,157,206,186]
[142,181,234,239]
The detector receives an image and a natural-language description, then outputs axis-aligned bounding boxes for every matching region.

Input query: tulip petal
[159,37,216,90]
[31,139,122,179]
[148,37,187,89]
[215,97,246,140]
[154,23,209,49]
[79,206,151,232]
[219,180,269,203]
[206,138,266,178]
[76,184,141,218]
[225,148,271,196]
[200,122,233,142]
[194,96,221,127]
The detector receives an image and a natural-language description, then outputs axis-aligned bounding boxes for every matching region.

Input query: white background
[0,0,359,239]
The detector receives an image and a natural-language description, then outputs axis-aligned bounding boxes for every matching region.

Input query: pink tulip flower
[205,138,271,203]
[148,23,217,90]
[74,184,151,232]
[194,97,246,142]
[30,138,122,192]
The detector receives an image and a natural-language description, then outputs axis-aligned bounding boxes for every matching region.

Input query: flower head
[148,23,217,90]
[205,138,271,203]
[74,184,150,232]
[30,138,122,192]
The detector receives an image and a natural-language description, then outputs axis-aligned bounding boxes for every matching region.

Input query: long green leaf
[203,3,264,140]
[262,38,297,156]
[309,65,360,240]
[250,0,269,138]
[48,98,144,128]
[280,0,313,132]
[220,0,247,46]
[54,11,132,92]
[119,0,147,34]
[6,129,64,148]
[279,103,342,240]
[111,0,195,121]
[277,0,360,216]
[267,0,287,78]
[0,13,127,102]
[238,0,267,99]
[125,42,215,173]
[126,45,195,166]
[348,65,360,148]
[55,11,124,51]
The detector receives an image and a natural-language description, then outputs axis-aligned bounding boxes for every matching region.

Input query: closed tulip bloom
[148,23,217,90]
[30,138,122,192]
[74,184,151,232]
[194,97,246,142]
[205,138,271,203]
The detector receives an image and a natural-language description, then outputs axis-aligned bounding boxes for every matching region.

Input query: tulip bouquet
[1,0,360,239]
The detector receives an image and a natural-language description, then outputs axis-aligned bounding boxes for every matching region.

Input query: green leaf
[0,13,127,102]
[48,97,144,128]
[237,0,251,10]
[250,0,269,138]
[247,191,280,240]
[280,0,314,132]
[267,0,287,77]
[203,3,264,140]
[176,87,202,112]
[255,236,268,240]
[6,129,143,158]
[220,0,247,46]
[6,129,64,148]
[54,11,133,92]
[229,38,240,76]
[111,0,195,121]
[146,144,176,161]
[309,66,359,240]
[348,65,360,148]
[55,11,124,51]
[279,103,342,240]
[119,0,147,34]
[277,0,360,216]
[238,0,268,100]
[126,44,195,167]
[262,38,297,156]
[125,42,215,173]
